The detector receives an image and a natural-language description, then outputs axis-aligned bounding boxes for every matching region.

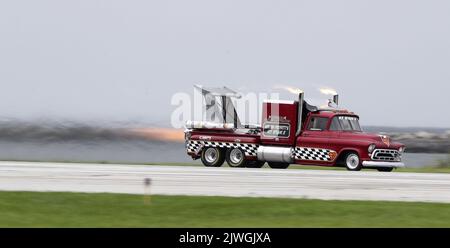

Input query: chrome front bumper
[362,161,405,168]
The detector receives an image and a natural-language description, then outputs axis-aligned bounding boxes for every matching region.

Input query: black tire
[377,167,394,172]
[268,162,290,169]
[344,152,362,171]
[226,148,246,167]
[201,147,225,167]
[245,160,265,168]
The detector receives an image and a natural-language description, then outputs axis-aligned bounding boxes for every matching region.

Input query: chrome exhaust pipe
[333,94,339,106]
[296,92,304,136]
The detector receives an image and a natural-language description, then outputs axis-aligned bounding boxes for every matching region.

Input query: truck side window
[307,117,328,131]
[330,118,342,131]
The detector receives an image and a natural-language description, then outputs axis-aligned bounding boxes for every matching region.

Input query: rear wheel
[245,160,265,168]
[226,148,246,167]
[201,147,225,167]
[345,152,362,171]
[377,167,394,172]
[268,162,290,169]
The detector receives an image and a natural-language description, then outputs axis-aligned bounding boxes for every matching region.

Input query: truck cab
[185,86,405,172]
[296,110,405,171]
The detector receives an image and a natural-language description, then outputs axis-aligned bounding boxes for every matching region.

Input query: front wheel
[268,162,290,169]
[377,167,394,172]
[201,147,225,167]
[345,152,362,171]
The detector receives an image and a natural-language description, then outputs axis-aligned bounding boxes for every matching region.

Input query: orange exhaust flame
[128,128,185,143]
[319,87,337,96]
[274,85,304,95]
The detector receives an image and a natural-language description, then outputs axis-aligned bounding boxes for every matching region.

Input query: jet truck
[184,86,405,172]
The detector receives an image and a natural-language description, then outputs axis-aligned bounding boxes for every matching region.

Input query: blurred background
[0,0,449,167]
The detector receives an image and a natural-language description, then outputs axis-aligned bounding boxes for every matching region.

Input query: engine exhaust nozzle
[333,94,339,106]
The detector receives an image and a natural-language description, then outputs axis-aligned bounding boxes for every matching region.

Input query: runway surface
[0,161,450,203]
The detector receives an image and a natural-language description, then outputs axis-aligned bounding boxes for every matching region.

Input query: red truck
[185,86,405,172]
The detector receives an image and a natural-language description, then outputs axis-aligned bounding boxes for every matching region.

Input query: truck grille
[371,149,401,161]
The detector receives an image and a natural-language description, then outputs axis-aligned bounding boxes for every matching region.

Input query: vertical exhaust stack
[333,94,339,106]
[328,94,339,108]
[296,92,304,136]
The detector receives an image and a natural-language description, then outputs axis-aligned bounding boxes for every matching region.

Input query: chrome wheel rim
[229,149,243,164]
[346,154,360,169]
[204,148,218,163]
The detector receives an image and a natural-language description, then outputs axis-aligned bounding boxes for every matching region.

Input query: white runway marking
[0,161,450,203]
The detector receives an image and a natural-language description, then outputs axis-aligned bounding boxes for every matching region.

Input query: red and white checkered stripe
[186,140,259,157]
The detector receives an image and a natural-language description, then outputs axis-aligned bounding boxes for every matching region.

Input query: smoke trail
[0,120,184,143]
[128,128,185,143]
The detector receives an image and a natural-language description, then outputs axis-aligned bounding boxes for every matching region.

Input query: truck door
[297,116,331,147]
[295,116,335,164]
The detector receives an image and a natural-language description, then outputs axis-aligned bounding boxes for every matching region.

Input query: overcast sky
[0,0,449,128]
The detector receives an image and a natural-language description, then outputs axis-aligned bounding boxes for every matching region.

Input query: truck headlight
[368,144,376,154]
[399,147,405,154]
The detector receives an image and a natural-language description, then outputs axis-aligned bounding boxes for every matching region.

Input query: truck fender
[336,148,361,165]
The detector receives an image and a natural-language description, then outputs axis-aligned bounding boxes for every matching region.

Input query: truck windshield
[330,116,362,131]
